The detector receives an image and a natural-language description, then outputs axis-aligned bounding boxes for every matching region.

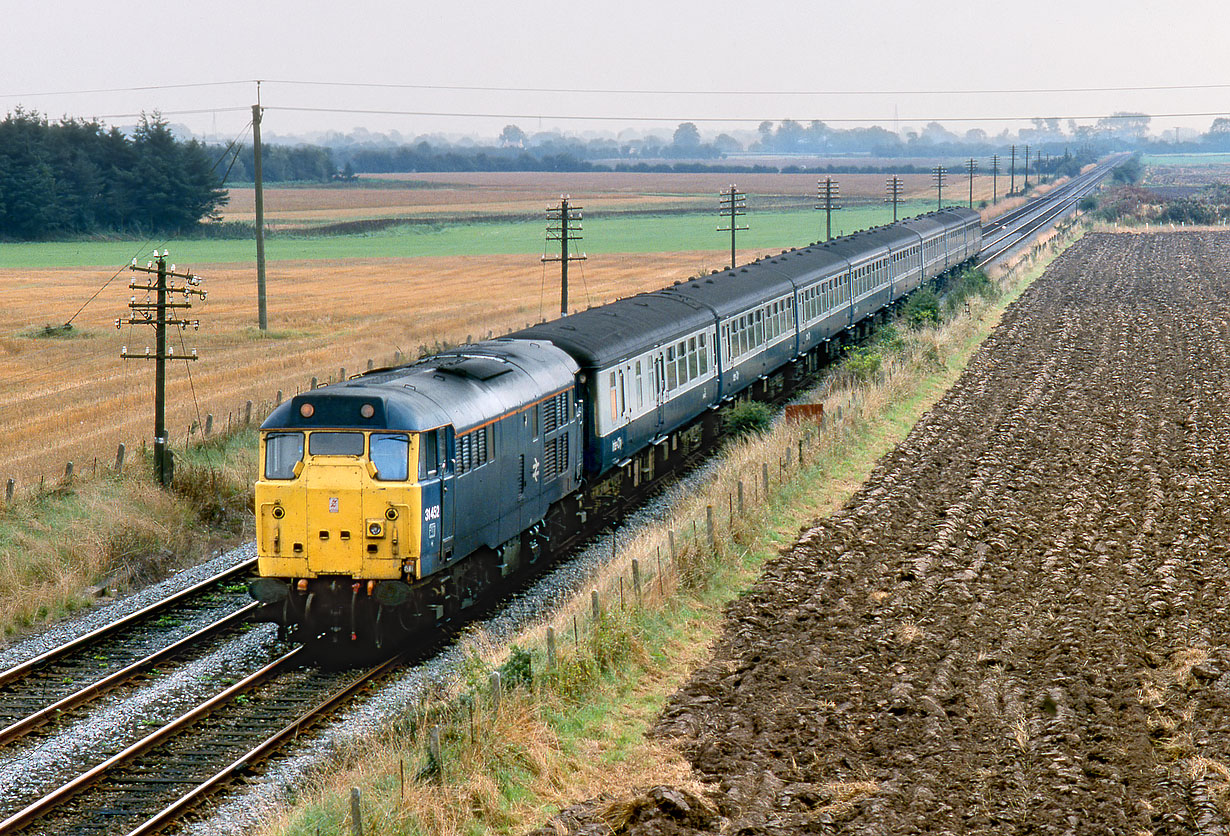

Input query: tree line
[0,110,226,240]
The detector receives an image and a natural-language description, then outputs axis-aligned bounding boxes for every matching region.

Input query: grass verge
[254,221,1088,836]
[0,428,257,638]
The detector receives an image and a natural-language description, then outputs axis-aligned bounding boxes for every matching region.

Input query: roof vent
[435,357,511,381]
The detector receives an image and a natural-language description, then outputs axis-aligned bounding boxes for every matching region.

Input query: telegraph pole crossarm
[717,185,748,270]
[815,177,841,242]
[885,175,904,222]
[117,252,205,486]
[542,196,587,318]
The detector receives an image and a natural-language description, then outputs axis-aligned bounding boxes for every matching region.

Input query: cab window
[370,433,409,481]
[265,432,304,480]
[419,429,440,478]
[309,431,364,456]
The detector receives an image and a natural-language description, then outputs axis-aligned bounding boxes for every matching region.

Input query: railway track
[0,647,407,835]
[978,157,1122,265]
[0,559,258,749]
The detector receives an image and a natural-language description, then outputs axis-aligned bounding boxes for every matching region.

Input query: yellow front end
[256,430,421,582]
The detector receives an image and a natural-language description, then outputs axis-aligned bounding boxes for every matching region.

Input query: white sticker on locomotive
[328,497,339,513]
[424,504,441,522]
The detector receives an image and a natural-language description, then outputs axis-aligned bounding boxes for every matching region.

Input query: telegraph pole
[542,196,586,318]
[966,158,977,208]
[932,165,946,210]
[815,177,841,241]
[717,185,748,269]
[118,252,205,485]
[1010,144,1017,195]
[990,154,1000,203]
[252,84,268,331]
[885,175,904,222]
[1023,144,1031,190]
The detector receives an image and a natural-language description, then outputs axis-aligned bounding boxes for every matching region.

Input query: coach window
[688,337,699,379]
[698,333,709,375]
[609,372,618,421]
[265,431,304,480]
[667,346,678,389]
[371,433,410,481]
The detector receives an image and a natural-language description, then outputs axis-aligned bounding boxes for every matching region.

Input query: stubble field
[0,252,715,487]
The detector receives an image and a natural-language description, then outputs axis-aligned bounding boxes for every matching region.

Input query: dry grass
[0,473,208,634]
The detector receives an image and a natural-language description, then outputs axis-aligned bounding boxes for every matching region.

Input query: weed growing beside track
[252,224,1088,836]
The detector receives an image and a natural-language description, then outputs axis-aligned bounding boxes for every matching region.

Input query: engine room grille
[543,432,569,481]
[542,391,569,435]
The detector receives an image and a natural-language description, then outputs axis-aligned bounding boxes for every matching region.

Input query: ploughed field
[562,232,1230,834]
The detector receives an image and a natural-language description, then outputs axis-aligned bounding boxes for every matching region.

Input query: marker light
[360,403,375,419]
[299,403,315,418]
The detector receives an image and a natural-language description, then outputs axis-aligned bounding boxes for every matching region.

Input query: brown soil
[537,231,1230,834]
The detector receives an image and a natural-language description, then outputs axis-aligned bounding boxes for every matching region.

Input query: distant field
[222,170,1004,229]
[1142,153,1230,167]
[0,202,941,270]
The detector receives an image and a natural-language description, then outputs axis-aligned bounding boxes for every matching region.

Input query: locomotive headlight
[299,403,315,418]
[367,520,384,538]
[360,403,375,419]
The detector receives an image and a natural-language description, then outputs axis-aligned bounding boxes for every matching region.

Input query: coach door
[653,353,667,432]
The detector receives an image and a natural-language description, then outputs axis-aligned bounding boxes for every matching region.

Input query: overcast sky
[2,0,1226,142]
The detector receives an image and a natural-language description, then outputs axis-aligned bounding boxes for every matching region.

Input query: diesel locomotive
[247,207,982,654]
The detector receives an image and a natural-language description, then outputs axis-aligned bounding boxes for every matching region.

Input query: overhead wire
[262,104,1230,125]
[9,77,1230,98]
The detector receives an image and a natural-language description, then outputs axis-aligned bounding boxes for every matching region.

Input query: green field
[0,201,940,270]
[1142,152,1230,167]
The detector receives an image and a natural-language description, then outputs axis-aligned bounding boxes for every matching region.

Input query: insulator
[115,319,121,330]
[144,347,151,356]
[191,348,198,358]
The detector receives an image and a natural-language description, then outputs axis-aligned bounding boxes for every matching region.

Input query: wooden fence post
[275,389,283,405]
[205,414,213,436]
[547,626,557,669]
[5,479,13,504]
[490,670,502,712]
[632,559,641,603]
[64,462,73,482]
[762,462,770,498]
[706,505,715,548]
[245,401,253,425]
[737,480,744,515]
[350,787,363,836]
[115,444,126,473]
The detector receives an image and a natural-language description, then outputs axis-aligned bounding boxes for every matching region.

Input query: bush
[842,345,882,382]
[724,401,773,438]
[902,287,940,326]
